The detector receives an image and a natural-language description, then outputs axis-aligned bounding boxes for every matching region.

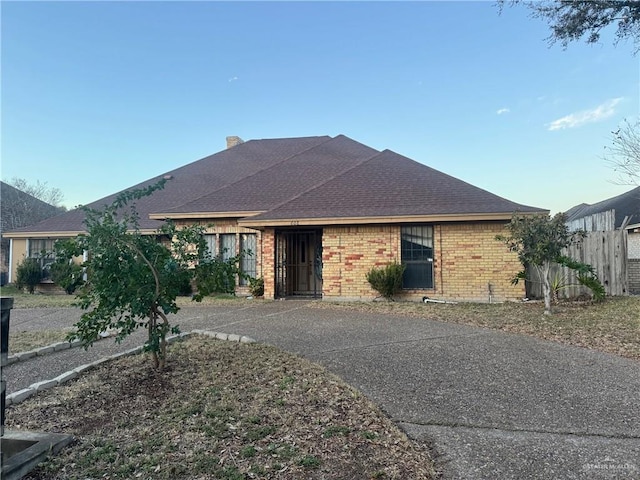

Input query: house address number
[290,220,299,226]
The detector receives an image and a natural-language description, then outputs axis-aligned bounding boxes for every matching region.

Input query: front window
[203,234,217,258]
[239,233,257,285]
[401,225,434,289]
[28,238,56,281]
[220,234,236,261]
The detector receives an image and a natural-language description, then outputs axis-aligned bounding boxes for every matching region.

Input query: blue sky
[2,1,638,213]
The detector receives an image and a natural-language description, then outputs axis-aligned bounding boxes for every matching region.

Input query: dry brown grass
[7,336,437,480]
[9,329,73,353]
[0,284,245,309]
[314,296,640,360]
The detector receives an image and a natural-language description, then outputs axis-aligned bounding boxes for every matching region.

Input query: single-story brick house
[4,135,546,302]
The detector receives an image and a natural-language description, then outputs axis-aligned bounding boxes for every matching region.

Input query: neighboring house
[0,181,63,285]
[566,186,640,294]
[3,135,546,301]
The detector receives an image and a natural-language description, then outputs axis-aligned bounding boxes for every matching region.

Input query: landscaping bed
[6,336,436,480]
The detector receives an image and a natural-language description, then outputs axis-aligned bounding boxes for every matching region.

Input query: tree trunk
[148,312,160,369]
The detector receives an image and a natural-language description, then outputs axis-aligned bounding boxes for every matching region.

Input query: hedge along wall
[175,218,263,296]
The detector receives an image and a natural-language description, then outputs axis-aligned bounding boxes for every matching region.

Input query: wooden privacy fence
[566,210,615,232]
[527,229,628,298]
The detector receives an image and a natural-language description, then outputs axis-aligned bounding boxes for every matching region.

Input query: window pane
[204,234,217,258]
[239,234,257,285]
[403,262,433,289]
[28,239,56,281]
[220,234,236,261]
[401,226,434,289]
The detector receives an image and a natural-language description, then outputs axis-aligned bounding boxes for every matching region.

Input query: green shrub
[50,260,85,294]
[16,257,42,294]
[365,262,405,300]
[557,255,606,302]
[193,254,242,298]
[248,277,264,297]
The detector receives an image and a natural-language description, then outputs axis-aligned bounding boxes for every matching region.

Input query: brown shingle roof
[5,136,330,234]
[242,150,544,224]
[565,186,640,228]
[4,135,546,236]
[157,135,379,216]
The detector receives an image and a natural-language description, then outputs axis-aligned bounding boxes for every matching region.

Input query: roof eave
[238,211,547,228]
[3,228,161,239]
[625,222,640,231]
[2,230,84,239]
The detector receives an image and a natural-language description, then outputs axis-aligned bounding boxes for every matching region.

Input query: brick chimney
[226,136,244,149]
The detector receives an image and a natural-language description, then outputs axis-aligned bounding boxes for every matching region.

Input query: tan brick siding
[322,222,524,302]
[262,228,276,299]
[9,221,525,303]
[434,222,524,302]
[322,225,401,299]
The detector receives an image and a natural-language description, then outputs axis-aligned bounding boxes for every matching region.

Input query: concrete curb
[7,338,95,366]
[191,329,256,344]
[5,330,256,407]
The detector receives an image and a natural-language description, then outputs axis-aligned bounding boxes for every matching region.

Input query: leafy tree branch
[497,213,604,314]
[499,1,640,53]
[56,179,242,370]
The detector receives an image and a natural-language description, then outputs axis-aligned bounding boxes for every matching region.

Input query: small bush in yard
[50,259,85,294]
[366,262,405,300]
[15,257,42,294]
[248,276,264,297]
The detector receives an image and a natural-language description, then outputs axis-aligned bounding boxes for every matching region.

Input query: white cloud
[496,107,510,115]
[547,97,623,131]
[228,76,239,82]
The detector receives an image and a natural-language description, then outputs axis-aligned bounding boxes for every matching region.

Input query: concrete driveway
[6,300,640,479]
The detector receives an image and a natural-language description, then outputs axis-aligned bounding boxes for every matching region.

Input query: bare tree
[604,119,640,186]
[7,177,65,207]
[1,178,66,232]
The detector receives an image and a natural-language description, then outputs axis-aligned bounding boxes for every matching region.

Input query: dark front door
[275,230,322,298]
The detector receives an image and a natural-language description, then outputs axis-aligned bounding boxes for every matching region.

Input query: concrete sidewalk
[5,301,640,479]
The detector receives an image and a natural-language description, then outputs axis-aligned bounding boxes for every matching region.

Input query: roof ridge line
[156,136,334,215]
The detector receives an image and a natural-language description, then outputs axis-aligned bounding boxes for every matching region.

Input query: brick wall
[629,259,640,295]
[435,222,525,302]
[322,222,524,302]
[169,220,524,302]
[262,228,276,299]
[322,225,401,299]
